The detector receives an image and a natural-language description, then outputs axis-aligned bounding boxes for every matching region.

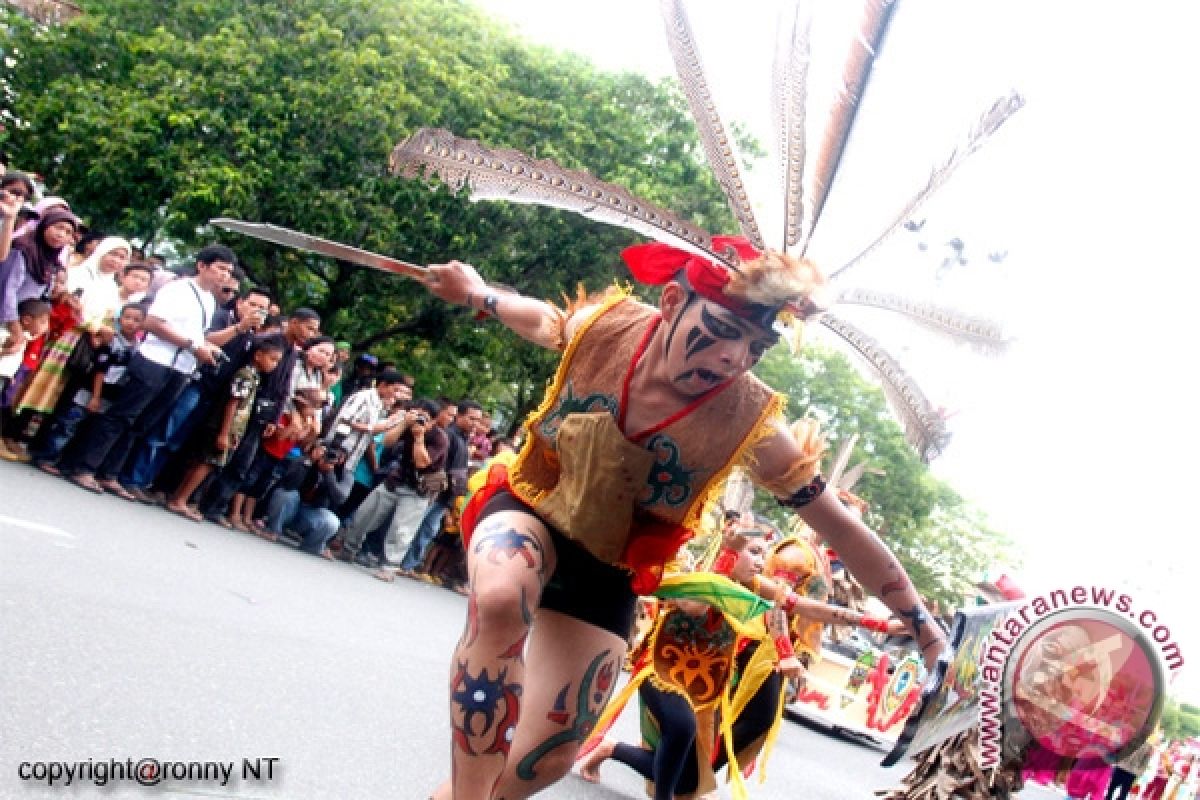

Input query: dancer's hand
[422,261,487,308]
[776,655,806,682]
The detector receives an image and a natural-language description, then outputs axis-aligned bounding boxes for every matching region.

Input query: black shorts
[478,489,637,639]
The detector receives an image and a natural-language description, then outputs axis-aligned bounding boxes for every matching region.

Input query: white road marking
[0,514,76,539]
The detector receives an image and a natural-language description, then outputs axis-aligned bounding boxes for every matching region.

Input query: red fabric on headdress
[621,236,762,319]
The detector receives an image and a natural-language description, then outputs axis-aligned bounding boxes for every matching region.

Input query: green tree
[0,0,734,420]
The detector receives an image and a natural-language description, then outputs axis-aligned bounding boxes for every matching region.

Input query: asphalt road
[0,461,1064,800]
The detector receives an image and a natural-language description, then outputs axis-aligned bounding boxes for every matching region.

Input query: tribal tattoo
[515,650,617,781]
[450,662,523,757]
[473,525,544,572]
[897,605,929,638]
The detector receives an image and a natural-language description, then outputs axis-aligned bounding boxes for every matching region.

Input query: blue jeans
[121,382,206,489]
[32,403,89,464]
[59,353,189,480]
[265,489,340,555]
[400,500,448,571]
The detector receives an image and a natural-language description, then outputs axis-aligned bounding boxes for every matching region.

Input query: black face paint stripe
[685,328,716,361]
[701,305,744,340]
[664,292,697,355]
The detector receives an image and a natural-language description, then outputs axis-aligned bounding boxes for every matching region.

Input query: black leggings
[712,643,783,774]
[611,683,700,799]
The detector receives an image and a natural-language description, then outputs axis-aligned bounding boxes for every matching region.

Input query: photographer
[262,441,355,558]
[122,286,272,499]
[336,397,447,568]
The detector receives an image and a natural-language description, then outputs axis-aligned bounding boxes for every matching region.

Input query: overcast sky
[471,0,1200,700]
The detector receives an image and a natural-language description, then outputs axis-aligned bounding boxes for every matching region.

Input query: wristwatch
[483,293,499,316]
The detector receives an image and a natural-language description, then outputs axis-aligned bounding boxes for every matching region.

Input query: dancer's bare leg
[491,610,626,799]
[577,737,616,782]
[434,511,555,800]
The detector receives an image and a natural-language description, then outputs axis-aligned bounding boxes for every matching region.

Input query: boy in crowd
[117,263,152,304]
[227,386,323,536]
[166,335,285,521]
[0,298,51,461]
[34,303,146,473]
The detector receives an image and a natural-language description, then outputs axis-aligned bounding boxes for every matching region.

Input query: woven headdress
[390,0,1022,461]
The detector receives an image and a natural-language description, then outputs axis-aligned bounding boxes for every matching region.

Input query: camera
[416,414,430,426]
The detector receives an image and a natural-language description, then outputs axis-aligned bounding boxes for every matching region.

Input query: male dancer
[419,236,950,799]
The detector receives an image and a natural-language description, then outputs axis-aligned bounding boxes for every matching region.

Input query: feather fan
[389,127,731,268]
[818,311,950,461]
[659,0,765,250]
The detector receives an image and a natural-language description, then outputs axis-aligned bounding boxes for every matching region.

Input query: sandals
[69,473,106,494]
[97,479,137,502]
[166,504,204,523]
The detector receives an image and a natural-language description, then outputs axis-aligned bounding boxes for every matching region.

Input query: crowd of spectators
[0,164,513,591]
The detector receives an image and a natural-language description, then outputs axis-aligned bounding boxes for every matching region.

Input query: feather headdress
[389,0,1022,461]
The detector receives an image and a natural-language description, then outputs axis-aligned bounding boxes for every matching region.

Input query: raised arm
[749,418,950,668]
[422,260,571,351]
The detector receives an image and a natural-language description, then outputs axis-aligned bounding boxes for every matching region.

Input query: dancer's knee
[470,580,535,633]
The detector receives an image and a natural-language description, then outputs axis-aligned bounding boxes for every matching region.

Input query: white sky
[473,0,1200,700]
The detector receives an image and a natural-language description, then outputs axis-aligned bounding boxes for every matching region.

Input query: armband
[773,633,795,661]
[778,475,827,510]
[781,591,799,615]
[860,615,892,634]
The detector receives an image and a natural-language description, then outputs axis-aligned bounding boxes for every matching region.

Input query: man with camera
[262,441,355,558]
[62,244,234,497]
[335,397,449,568]
[121,285,273,500]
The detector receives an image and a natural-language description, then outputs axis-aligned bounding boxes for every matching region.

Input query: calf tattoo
[450,662,523,757]
[515,650,617,781]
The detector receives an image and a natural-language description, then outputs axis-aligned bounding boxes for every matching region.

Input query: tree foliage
[1,0,734,421]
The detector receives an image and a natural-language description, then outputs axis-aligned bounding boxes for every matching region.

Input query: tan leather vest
[508,297,782,568]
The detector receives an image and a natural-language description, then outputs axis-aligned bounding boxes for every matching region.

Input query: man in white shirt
[63,245,234,497]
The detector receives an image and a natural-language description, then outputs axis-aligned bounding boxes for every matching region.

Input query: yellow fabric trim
[721,688,750,800]
[507,289,631,509]
[584,663,654,755]
[682,391,786,534]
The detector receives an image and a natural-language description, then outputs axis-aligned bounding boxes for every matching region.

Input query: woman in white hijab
[66,236,131,331]
[13,236,132,439]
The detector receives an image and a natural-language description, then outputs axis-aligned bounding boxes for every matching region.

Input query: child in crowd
[117,263,151,304]
[223,386,322,536]
[34,302,145,473]
[166,335,285,522]
[0,298,51,461]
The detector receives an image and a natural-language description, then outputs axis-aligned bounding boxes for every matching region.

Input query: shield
[881,601,1022,766]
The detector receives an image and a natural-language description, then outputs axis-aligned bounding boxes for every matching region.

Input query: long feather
[835,287,1010,353]
[818,311,950,462]
[659,0,765,250]
[827,433,859,489]
[772,0,813,252]
[389,127,729,267]
[800,0,897,251]
[828,91,1025,281]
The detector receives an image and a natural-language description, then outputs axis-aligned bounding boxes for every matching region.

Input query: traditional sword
[210,218,429,280]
